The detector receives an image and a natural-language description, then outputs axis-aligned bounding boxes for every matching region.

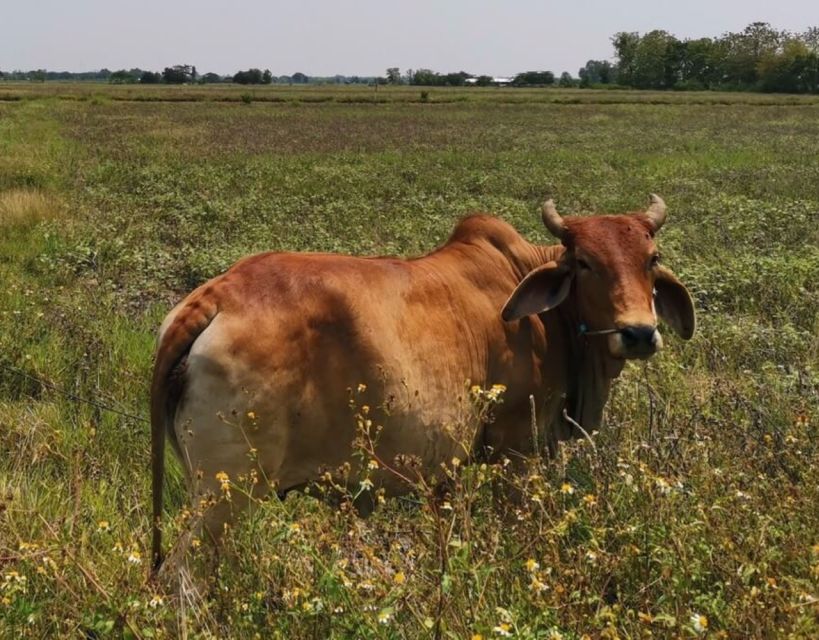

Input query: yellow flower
[246,411,257,420]
[96,520,110,533]
[493,622,513,636]
[367,459,379,470]
[529,576,548,593]
[357,383,367,393]
[560,482,574,495]
[215,471,231,497]
[582,494,597,507]
[654,477,671,495]
[524,558,540,573]
[148,595,164,608]
[393,571,406,585]
[127,550,142,565]
[472,635,484,640]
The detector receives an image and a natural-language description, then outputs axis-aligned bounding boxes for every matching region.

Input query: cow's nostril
[620,325,656,346]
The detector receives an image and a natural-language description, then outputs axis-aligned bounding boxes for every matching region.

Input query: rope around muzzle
[578,324,620,337]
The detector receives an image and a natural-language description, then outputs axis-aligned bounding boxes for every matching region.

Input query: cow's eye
[649,253,661,268]
[577,258,591,271]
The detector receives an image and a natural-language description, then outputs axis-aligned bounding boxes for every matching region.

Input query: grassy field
[0,85,817,638]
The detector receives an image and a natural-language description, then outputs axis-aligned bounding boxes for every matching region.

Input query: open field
[0,86,818,638]
[4,82,819,106]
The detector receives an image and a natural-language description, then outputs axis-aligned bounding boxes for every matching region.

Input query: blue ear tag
[579,323,588,335]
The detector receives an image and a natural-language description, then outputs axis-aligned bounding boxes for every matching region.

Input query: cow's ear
[502,261,572,322]
[654,265,696,339]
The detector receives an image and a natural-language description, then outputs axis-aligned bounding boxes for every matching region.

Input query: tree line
[603,23,819,92]
[2,23,817,93]
[0,65,363,86]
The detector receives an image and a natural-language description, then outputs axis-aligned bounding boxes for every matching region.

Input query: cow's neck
[547,278,626,437]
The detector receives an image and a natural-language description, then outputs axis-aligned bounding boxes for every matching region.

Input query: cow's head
[502,195,695,360]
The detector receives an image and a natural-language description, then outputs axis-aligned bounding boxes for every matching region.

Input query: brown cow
[150,194,695,570]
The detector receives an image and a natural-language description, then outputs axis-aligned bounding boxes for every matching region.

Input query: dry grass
[0,188,61,228]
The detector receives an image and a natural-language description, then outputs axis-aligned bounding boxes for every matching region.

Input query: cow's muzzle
[609,324,663,359]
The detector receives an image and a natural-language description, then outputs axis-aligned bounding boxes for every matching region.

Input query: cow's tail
[150,290,220,574]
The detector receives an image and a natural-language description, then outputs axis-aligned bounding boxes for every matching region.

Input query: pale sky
[2,1,816,77]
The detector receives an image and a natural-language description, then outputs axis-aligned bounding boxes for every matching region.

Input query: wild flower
[493,622,513,636]
[377,608,393,624]
[654,477,671,495]
[560,482,574,495]
[582,494,597,507]
[529,576,548,593]
[524,558,540,573]
[393,571,406,585]
[216,471,231,498]
[690,613,708,633]
[127,550,142,565]
[96,520,110,533]
[148,595,164,608]
[246,411,256,420]
[359,478,374,492]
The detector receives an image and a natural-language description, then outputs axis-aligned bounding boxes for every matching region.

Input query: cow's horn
[541,199,566,239]
[645,193,667,231]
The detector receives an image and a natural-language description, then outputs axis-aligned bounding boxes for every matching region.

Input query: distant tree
[758,39,819,93]
[442,71,470,86]
[611,32,640,85]
[475,75,494,86]
[199,72,223,84]
[140,71,161,84]
[263,69,273,84]
[559,71,576,87]
[410,69,439,85]
[716,23,783,88]
[291,72,309,84]
[233,68,265,84]
[803,26,819,53]
[578,60,614,86]
[30,69,46,82]
[676,38,718,89]
[109,69,138,84]
[386,67,401,84]
[512,70,555,86]
[162,65,194,84]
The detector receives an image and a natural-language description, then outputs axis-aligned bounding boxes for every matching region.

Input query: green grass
[0,87,817,638]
